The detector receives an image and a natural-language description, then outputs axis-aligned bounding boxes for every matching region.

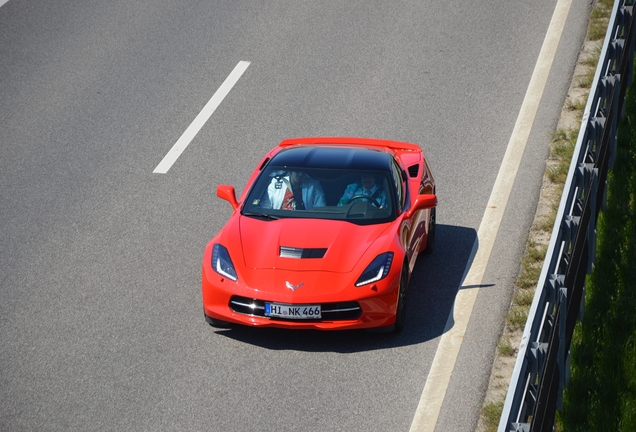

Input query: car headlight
[355,252,394,287]
[212,244,238,281]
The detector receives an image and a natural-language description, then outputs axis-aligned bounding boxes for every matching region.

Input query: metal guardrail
[498,1,636,431]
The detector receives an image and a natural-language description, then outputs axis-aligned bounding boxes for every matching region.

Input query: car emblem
[286,281,304,291]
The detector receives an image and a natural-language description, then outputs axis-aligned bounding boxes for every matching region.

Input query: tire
[394,266,408,332]
[422,207,436,255]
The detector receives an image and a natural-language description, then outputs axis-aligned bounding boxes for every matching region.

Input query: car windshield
[242,165,397,225]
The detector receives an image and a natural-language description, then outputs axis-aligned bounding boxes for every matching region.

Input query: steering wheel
[346,195,381,208]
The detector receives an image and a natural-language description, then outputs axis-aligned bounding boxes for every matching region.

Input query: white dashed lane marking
[153,61,250,174]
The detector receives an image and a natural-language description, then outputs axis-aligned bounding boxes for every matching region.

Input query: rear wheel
[422,208,436,255]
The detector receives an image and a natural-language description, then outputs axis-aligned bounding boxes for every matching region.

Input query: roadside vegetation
[558,68,636,432]
[478,0,615,430]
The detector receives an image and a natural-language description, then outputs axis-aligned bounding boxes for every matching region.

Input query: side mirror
[216,185,239,211]
[403,194,437,219]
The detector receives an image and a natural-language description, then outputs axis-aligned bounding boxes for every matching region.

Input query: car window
[242,166,397,225]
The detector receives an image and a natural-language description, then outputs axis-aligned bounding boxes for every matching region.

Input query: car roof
[269,145,393,171]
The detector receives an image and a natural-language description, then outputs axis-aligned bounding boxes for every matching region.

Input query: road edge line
[409,1,573,430]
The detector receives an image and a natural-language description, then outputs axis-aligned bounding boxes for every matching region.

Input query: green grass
[566,98,586,112]
[582,47,602,67]
[506,306,529,331]
[482,400,505,432]
[588,0,614,41]
[536,207,558,232]
[498,338,516,357]
[559,71,636,432]
[513,289,534,308]
[515,265,542,290]
[547,127,578,184]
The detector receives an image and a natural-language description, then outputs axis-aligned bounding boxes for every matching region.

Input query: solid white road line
[153,61,250,174]
[409,0,573,430]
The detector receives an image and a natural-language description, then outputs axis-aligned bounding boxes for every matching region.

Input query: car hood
[238,216,390,272]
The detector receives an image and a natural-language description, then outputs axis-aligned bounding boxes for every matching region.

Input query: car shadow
[213,223,478,352]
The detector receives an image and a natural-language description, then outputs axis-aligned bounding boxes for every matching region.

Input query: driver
[337,174,387,208]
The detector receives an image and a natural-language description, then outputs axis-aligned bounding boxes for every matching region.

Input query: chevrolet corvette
[202,137,436,332]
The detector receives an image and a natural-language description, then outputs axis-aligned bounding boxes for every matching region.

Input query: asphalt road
[1,1,590,430]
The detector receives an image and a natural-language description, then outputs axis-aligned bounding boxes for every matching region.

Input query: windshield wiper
[242,212,280,221]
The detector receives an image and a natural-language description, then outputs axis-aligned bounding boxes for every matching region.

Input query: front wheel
[394,266,408,332]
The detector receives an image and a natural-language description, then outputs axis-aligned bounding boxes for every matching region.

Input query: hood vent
[280,246,327,259]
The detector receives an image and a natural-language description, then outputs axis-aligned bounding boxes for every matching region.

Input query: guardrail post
[608,76,619,170]
[557,287,568,410]
[587,166,599,273]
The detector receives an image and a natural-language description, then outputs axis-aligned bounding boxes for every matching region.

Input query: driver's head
[290,171,305,187]
[361,174,376,191]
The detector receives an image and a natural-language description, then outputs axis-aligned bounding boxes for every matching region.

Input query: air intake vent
[407,164,419,178]
[280,247,327,259]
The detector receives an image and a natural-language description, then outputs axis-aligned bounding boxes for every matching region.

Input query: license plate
[265,303,321,319]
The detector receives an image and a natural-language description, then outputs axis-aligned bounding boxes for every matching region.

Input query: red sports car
[202,137,436,332]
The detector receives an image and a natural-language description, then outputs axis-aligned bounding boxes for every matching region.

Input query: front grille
[229,295,362,321]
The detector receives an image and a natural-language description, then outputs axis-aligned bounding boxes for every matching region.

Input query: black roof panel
[269,146,391,171]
